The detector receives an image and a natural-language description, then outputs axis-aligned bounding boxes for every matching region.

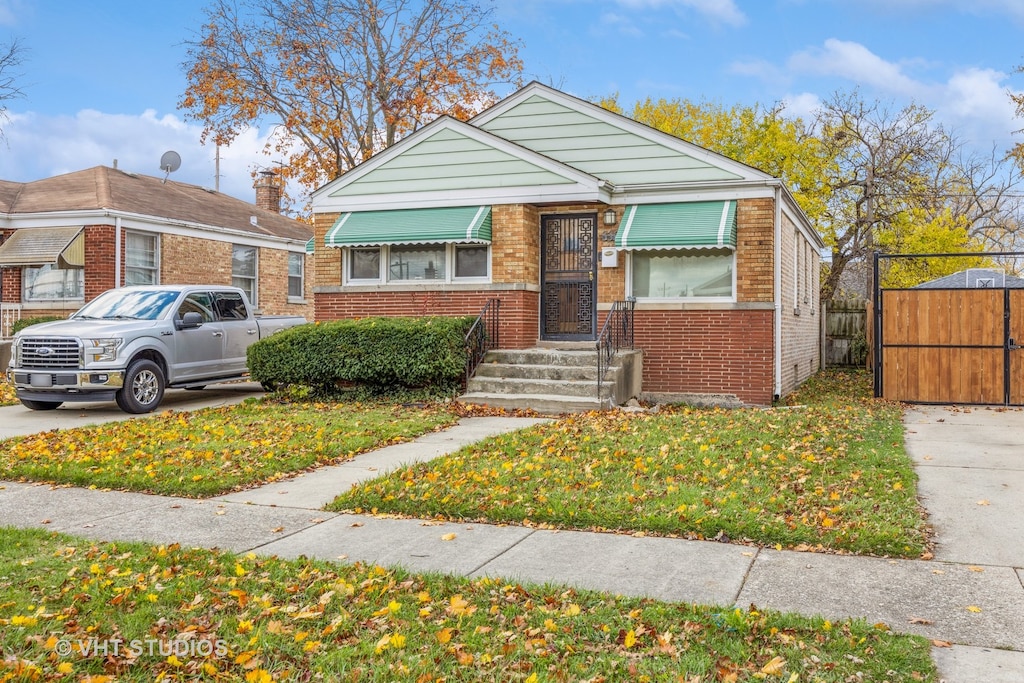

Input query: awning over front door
[325,206,492,247]
[615,201,737,250]
[0,227,85,267]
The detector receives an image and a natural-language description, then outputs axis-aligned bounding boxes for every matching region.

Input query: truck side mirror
[177,311,204,330]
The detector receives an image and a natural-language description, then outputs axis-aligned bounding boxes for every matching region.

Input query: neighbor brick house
[310,83,824,406]
[0,166,313,335]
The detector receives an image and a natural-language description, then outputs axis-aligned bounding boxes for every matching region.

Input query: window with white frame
[288,252,304,299]
[630,248,734,299]
[125,231,159,285]
[23,264,84,302]
[345,244,490,283]
[232,245,257,305]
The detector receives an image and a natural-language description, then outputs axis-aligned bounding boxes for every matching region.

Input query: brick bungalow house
[310,82,824,407]
[0,166,313,335]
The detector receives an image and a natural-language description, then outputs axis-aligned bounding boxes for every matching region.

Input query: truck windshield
[72,289,181,321]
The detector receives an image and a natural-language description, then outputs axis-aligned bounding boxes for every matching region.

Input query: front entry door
[541,213,597,341]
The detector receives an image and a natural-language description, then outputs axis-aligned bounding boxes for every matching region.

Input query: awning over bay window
[615,201,737,250]
[325,206,492,247]
[0,226,85,267]
[305,237,315,254]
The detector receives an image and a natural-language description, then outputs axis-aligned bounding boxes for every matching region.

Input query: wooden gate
[878,288,1024,405]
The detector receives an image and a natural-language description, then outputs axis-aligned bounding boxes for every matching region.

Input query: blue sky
[0,0,1022,209]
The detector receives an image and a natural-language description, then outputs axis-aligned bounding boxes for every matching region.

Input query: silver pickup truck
[6,285,306,413]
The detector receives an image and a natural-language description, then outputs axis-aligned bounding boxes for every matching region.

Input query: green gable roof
[478,95,744,186]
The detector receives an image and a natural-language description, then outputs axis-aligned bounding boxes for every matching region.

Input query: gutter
[774,185,783,401]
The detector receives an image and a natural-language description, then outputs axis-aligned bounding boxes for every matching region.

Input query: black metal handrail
[465,298,500,385]
[596,297,636,401]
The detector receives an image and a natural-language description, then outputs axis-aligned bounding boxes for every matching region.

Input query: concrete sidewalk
[2,409,1024,681]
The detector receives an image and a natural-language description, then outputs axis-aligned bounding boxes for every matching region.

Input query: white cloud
[779,92,822,121]
[614,0,746,26]
[0,108,306,209]
[787,39,924,97]
[597,12,644,38]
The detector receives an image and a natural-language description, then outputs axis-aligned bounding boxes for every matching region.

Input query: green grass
[0,527,937,682]
[331,370,928,557]
[0,398,458,497]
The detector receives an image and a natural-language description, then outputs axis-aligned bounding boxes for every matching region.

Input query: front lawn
[0,398,457,497]
[0,527,937,682]
[332,370,928,557]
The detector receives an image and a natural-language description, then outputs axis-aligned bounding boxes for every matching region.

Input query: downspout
[114,216,122,288]
[773,185,783,401]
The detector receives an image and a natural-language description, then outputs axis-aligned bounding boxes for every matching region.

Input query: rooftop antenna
[159,150,181,183]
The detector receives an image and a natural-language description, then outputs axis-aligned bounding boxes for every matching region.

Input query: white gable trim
[471,82,774,183]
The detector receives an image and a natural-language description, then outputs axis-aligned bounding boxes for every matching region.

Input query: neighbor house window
[232,245,257,305]
[23,264,84,302]
[288,252,304,299]
[125,231,159,285]
[344,244,490,283]
[630,248,734,299]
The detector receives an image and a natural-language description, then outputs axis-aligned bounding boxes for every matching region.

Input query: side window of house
[125,231,159,285]
[630,248,734,299]
[346,244,489,283]
[232,245,257,306]
[288,252,304,299]
[23,264,84,302]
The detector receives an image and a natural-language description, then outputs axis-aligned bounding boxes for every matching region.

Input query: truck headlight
[86,338,122,362]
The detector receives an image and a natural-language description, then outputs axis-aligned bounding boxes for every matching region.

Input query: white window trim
[125,230,160,286]
[625,248,737,303]
[343,243,491,286]
[232,244,258,307]
[287,251,305,303]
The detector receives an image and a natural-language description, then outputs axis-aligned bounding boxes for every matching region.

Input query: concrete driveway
[903,404,1024,568]
[0,381,265,439]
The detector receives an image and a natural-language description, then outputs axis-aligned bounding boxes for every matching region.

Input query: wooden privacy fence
[874,252,1024,405]
[825,299,867,367]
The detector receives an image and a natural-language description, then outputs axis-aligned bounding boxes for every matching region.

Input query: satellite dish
[159,150,181,183]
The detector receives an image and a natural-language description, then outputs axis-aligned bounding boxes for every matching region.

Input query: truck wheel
[116,359,165,414]
[20,398,63,410]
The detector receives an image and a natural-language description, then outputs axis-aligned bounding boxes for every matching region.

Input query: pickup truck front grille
[18,337,82,369]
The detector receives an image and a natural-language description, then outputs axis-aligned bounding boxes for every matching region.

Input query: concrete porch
[459,347,643,414]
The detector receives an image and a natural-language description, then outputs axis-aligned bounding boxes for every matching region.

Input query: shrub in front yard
[247,316,473,397]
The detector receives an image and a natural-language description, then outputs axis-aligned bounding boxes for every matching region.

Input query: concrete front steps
[459,348,642,414]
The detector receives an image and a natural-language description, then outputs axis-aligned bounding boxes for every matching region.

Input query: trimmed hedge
[12,315,66,335]
[247,316,474,396]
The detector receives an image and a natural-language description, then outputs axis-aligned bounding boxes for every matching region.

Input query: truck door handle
[247,329,257,335]
[212,331,223,337]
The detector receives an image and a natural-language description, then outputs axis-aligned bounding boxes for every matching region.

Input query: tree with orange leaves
[180,0,523,199]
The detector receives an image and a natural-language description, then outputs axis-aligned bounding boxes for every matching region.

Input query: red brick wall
[630,309,775,405]
[84,225,116,301]
[315,289,539,349]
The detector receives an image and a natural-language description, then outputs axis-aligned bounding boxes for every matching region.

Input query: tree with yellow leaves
[180,0,523,200]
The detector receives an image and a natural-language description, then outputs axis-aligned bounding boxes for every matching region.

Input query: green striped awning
[305,237,314,254]
[615,201,737,250]
[325,206,492,247]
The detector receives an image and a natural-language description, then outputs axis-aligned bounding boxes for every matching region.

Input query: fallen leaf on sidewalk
[271,526,285,533]
[350,522,363,528]
[932,640,952,648]
[966,605,982,613]
[976,500,990,506]
[968,566,984,572]
[40,519,51,525]
[441,533,457,541]
[908,617,933,625]
[216,510,226,516]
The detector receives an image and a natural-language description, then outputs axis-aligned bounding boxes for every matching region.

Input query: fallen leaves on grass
[0,400,457,497]
[0,528,937,682]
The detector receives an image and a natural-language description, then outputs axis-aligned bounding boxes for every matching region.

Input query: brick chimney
[254,170,282,213]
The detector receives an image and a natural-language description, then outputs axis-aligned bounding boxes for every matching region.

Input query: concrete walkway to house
[1,400,1023,682]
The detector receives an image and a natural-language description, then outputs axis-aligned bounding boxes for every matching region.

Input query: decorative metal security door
[541,213,596,341]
